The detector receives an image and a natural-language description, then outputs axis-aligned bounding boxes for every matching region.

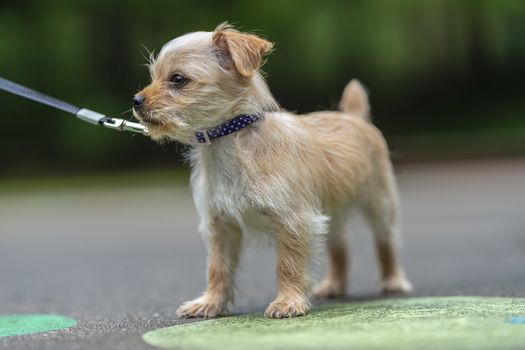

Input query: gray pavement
[1,158,524,349]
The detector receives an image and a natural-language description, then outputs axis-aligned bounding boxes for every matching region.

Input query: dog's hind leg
[313,211,348,298]
[362,171,412,294]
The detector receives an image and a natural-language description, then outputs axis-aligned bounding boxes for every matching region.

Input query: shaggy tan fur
[134,23,412,319]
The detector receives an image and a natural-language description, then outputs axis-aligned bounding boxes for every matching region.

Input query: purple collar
[194,113,262,145]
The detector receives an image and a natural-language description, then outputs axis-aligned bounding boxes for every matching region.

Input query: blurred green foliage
[1,0,524,176]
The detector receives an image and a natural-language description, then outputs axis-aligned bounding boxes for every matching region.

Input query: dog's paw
[380,274,413,294]
[265,296,310,318]
[312,278,346,299]
[176,295,227,318]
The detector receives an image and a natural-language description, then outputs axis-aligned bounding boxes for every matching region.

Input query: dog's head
[133,23,274,143]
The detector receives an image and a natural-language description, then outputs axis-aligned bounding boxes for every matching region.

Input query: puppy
[133,23,412,319]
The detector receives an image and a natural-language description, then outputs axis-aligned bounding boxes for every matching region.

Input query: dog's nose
[133,95,146,109]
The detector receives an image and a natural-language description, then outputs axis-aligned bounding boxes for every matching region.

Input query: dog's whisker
[121,108,134,117]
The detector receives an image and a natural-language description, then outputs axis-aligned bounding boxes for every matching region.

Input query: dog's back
[285,80,391,209]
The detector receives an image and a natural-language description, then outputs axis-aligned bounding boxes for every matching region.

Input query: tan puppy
[133,23,412,319]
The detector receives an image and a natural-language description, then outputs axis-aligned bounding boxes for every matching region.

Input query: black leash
[0,76,148,135]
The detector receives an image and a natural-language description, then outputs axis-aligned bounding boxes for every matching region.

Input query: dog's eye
[170,74,187,87]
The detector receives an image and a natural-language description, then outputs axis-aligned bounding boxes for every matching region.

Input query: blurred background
[1,0,524,179]
[1,2,525,348]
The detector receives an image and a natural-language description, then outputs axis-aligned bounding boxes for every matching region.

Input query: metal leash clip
[76,108,149,135]
[101,117,149,135]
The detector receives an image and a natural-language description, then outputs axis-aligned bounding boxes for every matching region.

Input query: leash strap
[0,76,148,135]
[0,76,81,115]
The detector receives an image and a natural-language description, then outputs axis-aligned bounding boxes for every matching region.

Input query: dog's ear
[213,25,273,78]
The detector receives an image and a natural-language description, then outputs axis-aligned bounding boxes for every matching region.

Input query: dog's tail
[338,79,370,121]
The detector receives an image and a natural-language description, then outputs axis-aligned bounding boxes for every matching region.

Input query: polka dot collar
[194,114,262,145]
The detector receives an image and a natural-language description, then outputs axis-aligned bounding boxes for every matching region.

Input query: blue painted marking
[509,316,525,324]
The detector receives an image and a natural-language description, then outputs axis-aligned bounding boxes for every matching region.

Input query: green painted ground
[143,297,525,350]
[0,314,76,338]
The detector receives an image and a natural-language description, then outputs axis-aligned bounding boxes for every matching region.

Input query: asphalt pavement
[0,158,524,349]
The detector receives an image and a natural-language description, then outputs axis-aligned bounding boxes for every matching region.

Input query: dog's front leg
[265,216,312,318]
[177,217,242,318]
